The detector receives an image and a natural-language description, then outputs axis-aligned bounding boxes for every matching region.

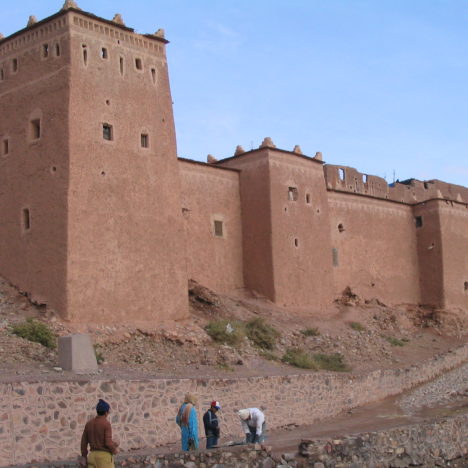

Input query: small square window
[141,133,149,148]
[135,58,142,70]
[23,208,30,231]
[55,43,61,57]
[2,139,9,155]
[305,193,311,204]
[214,220,223,237]
[30,119,41,140]
[42,44,49,58]
[288,187,298,201]
[415,216,423,228]
[102,123,113,141]
[101,47,108,59]
[12,58,18,72]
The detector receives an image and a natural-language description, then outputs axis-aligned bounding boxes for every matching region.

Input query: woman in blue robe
[176,393,199,451]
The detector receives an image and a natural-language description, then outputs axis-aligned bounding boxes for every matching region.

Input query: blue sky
[2,1,467,186]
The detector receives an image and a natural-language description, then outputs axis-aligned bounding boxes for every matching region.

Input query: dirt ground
[0,277,466,382]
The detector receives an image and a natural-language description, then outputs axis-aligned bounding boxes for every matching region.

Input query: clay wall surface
[437,201,468,308]
[179,159,243,293]
[268,151,334,309]
[218,151,275,300]
[328,192,420,304]
[0,344,465,465]
[65,12,188,323]
[413,201,445,307]
[324,165,468,205]
[0,18,70,313]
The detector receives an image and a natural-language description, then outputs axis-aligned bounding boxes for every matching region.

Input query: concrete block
[58,334,98,373]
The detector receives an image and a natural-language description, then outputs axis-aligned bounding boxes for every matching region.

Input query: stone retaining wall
[0,344,466,466]
[299,412,468,467]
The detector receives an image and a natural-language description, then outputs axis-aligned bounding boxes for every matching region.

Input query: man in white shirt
[238,408,266,443]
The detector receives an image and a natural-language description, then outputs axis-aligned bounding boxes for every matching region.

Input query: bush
[301,327,320,337]
[312,353,350,372]
[386,336,406,347]
[245,317,280,350]
[11,318,56,349]
[205,319,245,346]
[282,348,318,369]
[349,321,366,332]
[94,345,105,364]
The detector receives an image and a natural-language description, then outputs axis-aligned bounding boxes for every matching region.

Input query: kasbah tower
[0,1,467,325]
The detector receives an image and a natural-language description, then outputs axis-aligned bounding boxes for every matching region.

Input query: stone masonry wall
[299,412,467,467]
[0,344,466,466]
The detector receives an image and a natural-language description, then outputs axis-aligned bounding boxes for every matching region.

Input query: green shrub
[349,321,366,332]
[94,345,105,364]
[386,336,406,347]
[282,348,318,370]
[312,353,350,372]
[245,317,280,350]
[301,327,320,337]
[205,319,245,346]
[11,318,56,349]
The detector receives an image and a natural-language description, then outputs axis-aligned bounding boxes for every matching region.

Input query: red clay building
[0,3,466,323]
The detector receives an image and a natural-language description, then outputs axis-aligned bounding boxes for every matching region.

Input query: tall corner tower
[0,5,189,323]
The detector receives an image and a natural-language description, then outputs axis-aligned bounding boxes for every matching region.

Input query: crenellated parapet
[324,164,467,205]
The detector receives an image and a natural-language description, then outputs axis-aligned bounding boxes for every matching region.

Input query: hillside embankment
[0,276,466,466]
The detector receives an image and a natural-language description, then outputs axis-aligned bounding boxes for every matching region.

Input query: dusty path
[265,362,468,455]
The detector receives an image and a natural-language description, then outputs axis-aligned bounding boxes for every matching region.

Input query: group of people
[175,393,266,451]
[80,397,266,467]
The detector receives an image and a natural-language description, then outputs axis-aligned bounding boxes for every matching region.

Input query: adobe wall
[413,200,445,307]
[65,11,188,323]
[268,151,334,309]
[327,192,420,304]
[0,344,466,465]
[218,151,276,300]
[0,16,70,313]
[324,165,468,205]
[437,201,468,308]
[179,159,244,293]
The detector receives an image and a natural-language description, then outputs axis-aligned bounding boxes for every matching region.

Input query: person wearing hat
[238,408,266,444]
[203,401,221,449]
[176,393,199,451]
[80,399,119,468]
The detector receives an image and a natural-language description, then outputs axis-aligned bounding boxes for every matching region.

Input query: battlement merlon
[0,5,168,56]
[324,164,467,205]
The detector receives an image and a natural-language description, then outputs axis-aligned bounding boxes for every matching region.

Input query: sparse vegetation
[349,321,366,332]
[300,327,320,337]
[11,318,56,349]
[312,352,350,372]
[282,348,319,369]
[386,336,406,347]
[205,319,245,346]
[94,345,105,364]
[259,350,281,361]
[245,317,280,350]
[216,361,234,371]
[282,348,350,372]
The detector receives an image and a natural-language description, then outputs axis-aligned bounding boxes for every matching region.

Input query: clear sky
[1,0,467,186]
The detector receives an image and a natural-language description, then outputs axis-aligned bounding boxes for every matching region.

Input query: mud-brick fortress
[0,2,467,324]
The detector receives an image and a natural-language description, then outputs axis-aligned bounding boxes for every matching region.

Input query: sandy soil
[0,277,466,382]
